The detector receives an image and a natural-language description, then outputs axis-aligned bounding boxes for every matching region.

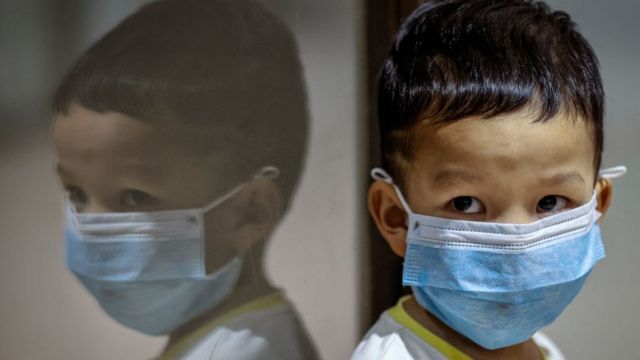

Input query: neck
[164,253,276,351]
[404,296,543,360]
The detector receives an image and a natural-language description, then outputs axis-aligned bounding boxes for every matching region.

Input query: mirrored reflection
[51,0,318,358]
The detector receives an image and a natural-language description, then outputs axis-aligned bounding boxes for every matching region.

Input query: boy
[51,0,317,359]
[354,1,626,359]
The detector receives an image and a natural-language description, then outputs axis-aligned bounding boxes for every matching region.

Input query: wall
[541,1,640,358]
[262,0,367,359]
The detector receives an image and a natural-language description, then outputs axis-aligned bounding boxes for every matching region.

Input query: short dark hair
[53,0,308,211]
[378,0,603,187]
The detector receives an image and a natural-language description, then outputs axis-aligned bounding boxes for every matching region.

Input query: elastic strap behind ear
[598,166,627,179]
[370,167,414,214]
[202,166,280,213]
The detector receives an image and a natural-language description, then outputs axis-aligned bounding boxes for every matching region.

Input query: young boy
[51,0,317,359]
[354,1,626,359]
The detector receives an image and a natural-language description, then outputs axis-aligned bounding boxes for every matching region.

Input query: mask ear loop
[371,167,414,214]
[254,166,280,180]
[591,165,626,220]
[202,166,281,213]
[598,165,627,179]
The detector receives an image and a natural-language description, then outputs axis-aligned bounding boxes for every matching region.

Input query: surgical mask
[371,166,626,350]
[65,166,279,336]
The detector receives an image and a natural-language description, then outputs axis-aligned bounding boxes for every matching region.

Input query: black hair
[378,0,604,187]
[53,0,308,211]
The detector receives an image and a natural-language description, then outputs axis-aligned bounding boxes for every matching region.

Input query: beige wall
[262,0,366,359]
[539,1,640,358]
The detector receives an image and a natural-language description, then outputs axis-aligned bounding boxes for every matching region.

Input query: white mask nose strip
[407,201,599,251]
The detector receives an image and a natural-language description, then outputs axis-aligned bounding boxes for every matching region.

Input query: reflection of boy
[52,0,317,359]
[354,1,626,359]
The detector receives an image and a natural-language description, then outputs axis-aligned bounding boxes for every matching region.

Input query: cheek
[203,206,237,245]
[202,209,239,272]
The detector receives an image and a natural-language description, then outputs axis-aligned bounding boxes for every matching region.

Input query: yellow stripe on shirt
[388,295,548,360]
[388,295,473,360]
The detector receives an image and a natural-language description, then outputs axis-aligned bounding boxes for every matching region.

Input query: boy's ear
[232,178,283,253]
[368,180,409,257]
[595,177,613,224]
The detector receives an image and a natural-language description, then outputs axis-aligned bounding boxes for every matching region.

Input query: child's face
[369,108,612,256]
[403,109,602,223]
[52,104,278,271]
[53,104,226,214]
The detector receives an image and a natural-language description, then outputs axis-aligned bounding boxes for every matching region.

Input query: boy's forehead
[53,105,214,156]
[52,105,225,176]
[409,110,596,180]
[54,106,160,150]
[52,105,249,207]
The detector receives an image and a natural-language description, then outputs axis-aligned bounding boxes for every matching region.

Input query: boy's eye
[537,195,568,213]
[449,196,485,214]
[65,186,87,208]
[121,189,155,207]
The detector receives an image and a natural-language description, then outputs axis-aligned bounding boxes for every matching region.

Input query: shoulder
[352,332,414,360]
[352,312,444,360]
[181,326,276,360]
[181,299,315,360]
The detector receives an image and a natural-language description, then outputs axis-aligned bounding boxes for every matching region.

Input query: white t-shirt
[160,292,317,360]
[352,296,565,360]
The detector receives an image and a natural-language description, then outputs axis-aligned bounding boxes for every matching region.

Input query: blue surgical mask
[371,166,626,350]
[65,166,279,336]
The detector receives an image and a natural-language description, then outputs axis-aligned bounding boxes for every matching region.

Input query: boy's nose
[82,201,115,214]
[491,207,535,224]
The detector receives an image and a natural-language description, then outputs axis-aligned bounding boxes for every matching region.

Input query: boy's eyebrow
[432,168,483,187]
[541,171,586,186]
[121,160,165,177]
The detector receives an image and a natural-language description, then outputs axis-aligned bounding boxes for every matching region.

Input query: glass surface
[0,0,364,359]
[1,0,639,359]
